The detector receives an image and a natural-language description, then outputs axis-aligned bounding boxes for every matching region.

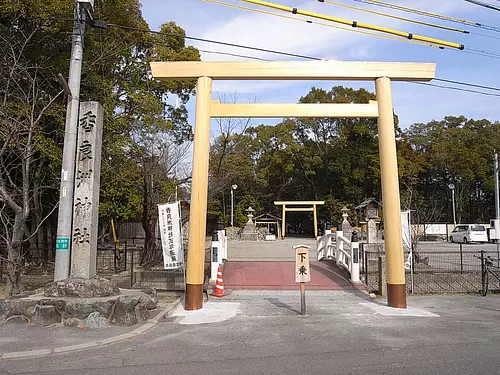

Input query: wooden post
[295,245,310,316]
[185,76,213,311]
[281,204,286,240]
[376,77,406,308]
[313,204,318,239]
[300,282,306,316]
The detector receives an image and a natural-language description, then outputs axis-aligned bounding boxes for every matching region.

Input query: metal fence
[96,241,194,291]
[363,248,500,294]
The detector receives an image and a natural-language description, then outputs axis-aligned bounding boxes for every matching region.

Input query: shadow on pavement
[264,297,301,315]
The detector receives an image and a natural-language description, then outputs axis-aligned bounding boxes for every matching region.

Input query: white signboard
[295,245,311,283]
[158,202,183,269]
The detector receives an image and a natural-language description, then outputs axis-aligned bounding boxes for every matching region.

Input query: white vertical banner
[401,210,411,250]
[158,203,183,269]
[401,210,413,272]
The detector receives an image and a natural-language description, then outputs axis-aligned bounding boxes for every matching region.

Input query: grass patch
[157,291,182,303]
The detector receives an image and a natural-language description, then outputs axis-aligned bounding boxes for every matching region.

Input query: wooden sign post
[295,245,311,316]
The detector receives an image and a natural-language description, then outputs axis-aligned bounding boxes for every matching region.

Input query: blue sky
[141,0,500,131]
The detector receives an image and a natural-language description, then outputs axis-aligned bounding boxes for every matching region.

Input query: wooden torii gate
[151,60,436,311]
[274,201,324,240]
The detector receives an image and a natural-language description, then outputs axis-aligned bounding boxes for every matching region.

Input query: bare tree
[400,182,445,263]
[209,92,256,201]
[129,130,191,267]
[0,25,63,294]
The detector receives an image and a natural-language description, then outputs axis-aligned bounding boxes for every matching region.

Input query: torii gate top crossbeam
[151,61,436,81]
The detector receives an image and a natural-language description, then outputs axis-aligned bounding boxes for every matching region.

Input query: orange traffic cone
[210,266,228,298]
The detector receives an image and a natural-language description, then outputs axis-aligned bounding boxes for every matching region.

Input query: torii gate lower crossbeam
[151,60,437,311]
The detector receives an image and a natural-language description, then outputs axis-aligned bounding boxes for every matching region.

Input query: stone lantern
[245,206,256,223]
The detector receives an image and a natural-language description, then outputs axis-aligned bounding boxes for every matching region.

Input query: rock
[44,277,120,298]
[64,301,96,320]
[5,315,29,324]
[139,294,158,310]
[27,306,36,317]
[31,305,62,326]
[141,287,157,298]
[134,304,148,323]
[8,299,37,318]
[0,300,10,320]
[63,318,83,327]
[39,298,67,310]
[84,312,109,329]
[109,295,141,326]
[92,300,115,317]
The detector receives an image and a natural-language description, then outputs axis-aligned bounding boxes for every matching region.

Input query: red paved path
[223,261,364,290]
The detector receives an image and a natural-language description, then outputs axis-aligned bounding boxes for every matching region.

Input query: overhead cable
[204,0,444,49]
[354,0,500,33]
[463,0,500,12]
[318,0,471,34]
[237,0,465,49]
[412,82,500,98]
[93,20,500,98]
[106,23,322,60]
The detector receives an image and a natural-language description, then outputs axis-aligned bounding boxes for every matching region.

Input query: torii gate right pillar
[376,77,406,308]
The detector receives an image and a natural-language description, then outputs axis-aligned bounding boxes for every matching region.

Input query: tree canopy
[208,87,500,228]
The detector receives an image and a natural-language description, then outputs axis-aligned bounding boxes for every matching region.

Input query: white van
[449,224,488,243]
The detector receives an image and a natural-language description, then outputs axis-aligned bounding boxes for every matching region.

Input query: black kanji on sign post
[79,140,93,161]
[298,265,307,276]
[79,110,96,132]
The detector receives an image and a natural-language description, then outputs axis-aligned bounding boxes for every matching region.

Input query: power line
[434,78,500,92]
[354,0,500,33]
[106,23,322,61]
[237,0,465,49]
[102,20,500,97]
[412,82,500,97]
[204,0,445,49]
[318,0,471,35]
[198,49,270,60]
[464,0,500,12]
[208,0,500,60]
[321,0,500,41]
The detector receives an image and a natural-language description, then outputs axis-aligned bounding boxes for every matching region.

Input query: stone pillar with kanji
[70,102,103,279]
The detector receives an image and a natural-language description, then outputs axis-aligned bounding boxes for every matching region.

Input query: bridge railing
[317,229,360,284]
[316,230,336,261]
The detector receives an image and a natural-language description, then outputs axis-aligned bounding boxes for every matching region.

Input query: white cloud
[188,0,470,92]
[143,0,500,128]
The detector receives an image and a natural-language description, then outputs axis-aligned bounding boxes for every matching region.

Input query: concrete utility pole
[54,0,93,281]
[494,153,499,266]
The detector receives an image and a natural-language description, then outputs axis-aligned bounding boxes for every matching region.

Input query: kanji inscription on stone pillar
[71,102,103,279]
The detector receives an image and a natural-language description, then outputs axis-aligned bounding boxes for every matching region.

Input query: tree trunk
[6,211,24,295]
[141,218,157,268]
[140,169,158,268]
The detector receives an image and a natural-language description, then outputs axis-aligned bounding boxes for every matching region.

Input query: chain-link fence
[363,247,500,294]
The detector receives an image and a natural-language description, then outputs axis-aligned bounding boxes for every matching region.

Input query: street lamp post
[231,184,237,227]
[448,183,456,227]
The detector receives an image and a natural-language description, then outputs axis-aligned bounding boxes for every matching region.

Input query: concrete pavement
[2,291,500,375]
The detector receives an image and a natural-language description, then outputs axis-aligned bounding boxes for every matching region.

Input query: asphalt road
[1,291,500,375]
